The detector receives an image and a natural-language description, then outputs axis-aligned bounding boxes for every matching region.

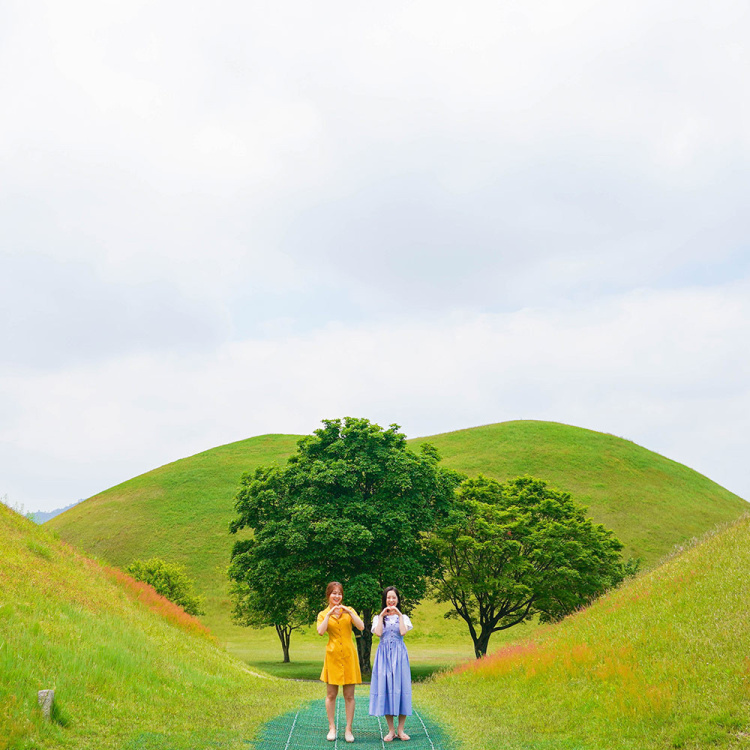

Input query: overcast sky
[2,0,749,512]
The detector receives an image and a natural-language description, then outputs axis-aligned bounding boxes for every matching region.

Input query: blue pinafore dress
[368,614,412,717]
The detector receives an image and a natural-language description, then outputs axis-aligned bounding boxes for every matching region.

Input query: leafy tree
[126,558,205,616]
[424,475,625,658]
[228,486,321,662]
[229,417,463,673]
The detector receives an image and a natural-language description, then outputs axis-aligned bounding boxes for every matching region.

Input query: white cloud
[2,0,749,509]
[3,281,749,509]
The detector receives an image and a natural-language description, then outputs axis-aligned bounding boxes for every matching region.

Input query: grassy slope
[417,514,750,750]
[0,502,318,750]
[412,421,747,564]
[47,421,747,676]
[47,434,300,619]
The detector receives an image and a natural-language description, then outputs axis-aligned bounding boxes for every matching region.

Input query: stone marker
[37,689,54,721]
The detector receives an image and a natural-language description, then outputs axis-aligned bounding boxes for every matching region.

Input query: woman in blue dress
[369,586,413,741]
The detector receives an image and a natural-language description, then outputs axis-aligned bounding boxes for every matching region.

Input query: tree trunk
[355,607,373,676]
[275,624,291,663]
[473,628,492,659]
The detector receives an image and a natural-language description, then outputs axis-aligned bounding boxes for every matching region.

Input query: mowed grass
[0,502,318,750]
[416,515,750,750]
[48,434,299,623]
[412,421,748,564]
[47,421,748,677]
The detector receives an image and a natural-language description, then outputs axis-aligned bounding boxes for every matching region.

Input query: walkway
[252,690,453,750]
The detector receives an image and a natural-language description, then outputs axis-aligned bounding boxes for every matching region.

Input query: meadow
[416,515,750,749]
[5,420,750,749]
[0,502,318,750]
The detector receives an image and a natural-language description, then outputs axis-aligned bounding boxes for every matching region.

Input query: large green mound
[417,514,750,749]
[412,421,747,563]
[48,434,300,619]
[0,502,317,750]
[49,421,746,628]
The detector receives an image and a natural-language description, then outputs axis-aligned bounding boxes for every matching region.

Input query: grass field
[417,514,750,749]
[8,503,750,749]
[47,420,748,678]
[0,502,318,750]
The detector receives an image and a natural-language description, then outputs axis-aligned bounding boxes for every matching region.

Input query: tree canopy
[228,416,463,672]
[423,475,626,658]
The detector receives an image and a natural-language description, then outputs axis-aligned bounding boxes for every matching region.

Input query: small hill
[417,513,750,749]
[49,422,746,629]
[0,501,317,750]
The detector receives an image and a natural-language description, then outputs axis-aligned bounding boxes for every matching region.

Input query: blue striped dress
[368,614,413,717]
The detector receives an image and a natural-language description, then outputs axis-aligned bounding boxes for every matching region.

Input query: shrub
[125,558,205,616]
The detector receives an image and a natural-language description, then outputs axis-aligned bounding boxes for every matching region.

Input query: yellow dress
[318,606,362,685]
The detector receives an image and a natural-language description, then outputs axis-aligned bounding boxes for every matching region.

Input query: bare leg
[397,715,410,740]
[384,715,396,741]
[343,684,356,742]
[325,684,338,740]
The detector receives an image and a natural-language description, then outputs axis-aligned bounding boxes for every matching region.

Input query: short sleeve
[402,614,413,632]
[317,609,327,626]
[371,615,380,631]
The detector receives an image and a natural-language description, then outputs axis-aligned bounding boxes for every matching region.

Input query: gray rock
[37,689,54,720]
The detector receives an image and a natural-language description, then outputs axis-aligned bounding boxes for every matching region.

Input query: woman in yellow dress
[317,581,365,743]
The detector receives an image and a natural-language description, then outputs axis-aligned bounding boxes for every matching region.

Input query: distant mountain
[30,500,83,524]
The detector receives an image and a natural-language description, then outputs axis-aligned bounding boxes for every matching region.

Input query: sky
[2,0,749,513]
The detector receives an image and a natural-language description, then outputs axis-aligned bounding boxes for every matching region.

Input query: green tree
[125,558,205,616]
[228,484,321,662]
[229,417,463,673]
[424,475,625,658]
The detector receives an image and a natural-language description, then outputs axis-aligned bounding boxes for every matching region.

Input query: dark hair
[325,581,343,602]
[381,586,401,611]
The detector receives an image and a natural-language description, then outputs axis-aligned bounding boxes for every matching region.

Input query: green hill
[418,514,750,749]
[47,421,747,673]
[0,501,317,750]
[412,421,747,564]
[48,434,300,620]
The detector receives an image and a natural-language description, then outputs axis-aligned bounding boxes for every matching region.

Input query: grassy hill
[7,433,749,750]
[48,434,300,620]
[0,501,317,750]
[417,514,750,749]
[47,421,747,675]
[412,421,747,564]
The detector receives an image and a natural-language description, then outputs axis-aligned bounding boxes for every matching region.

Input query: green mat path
[252,689,455,749]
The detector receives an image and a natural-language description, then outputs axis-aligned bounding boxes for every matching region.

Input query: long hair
[381,585,402,612]
[325,581,343,604]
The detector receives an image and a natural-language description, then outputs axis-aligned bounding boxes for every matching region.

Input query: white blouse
[371,613,413,632]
